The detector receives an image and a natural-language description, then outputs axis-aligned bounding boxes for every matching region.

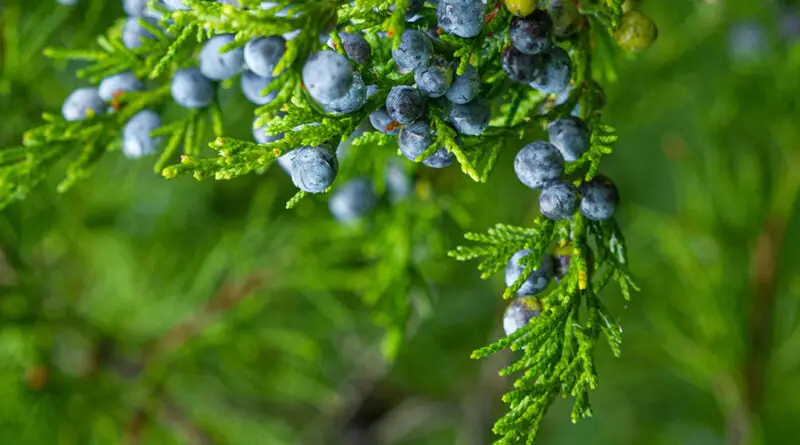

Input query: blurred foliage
[1,0,800,444]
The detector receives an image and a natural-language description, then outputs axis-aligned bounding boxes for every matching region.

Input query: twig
[124,408,149,445]
[730,218,784,445]
[140,273,267,365]
[162,399,217,445]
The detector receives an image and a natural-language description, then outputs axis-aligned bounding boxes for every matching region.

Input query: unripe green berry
[622,0,640,13]
[549,0,581,38]
[614,10,658,53]
[505,0,537,18]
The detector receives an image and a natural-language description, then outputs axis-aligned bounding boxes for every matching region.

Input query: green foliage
[452,212,635,443]
[0,0,638,442]
[0,0,617,208]
[444,6,641,440]
[4,1,800,444]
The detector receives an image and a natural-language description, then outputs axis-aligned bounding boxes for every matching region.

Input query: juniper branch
[449,9,641,442]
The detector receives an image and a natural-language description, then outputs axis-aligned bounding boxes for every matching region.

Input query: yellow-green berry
[505,0,537,18]
[614,10,658,53]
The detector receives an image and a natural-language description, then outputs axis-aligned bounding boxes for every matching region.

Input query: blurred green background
[1,0,800,444]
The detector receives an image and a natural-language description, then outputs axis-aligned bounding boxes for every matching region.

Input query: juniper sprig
[0,0,659,442]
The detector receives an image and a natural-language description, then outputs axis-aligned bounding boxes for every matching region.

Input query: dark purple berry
[369,108,400,135]
[302,51,353,104]
[392,30,433,72]
[529,46,571,94]
[445,64,480,104]
[510,9,552,55]
[505,249,554,296]
[290,146,339,193]
[386,86,425,125]
[547,116,589,162]
[398,120,455,168]
[514,141,564,189]
[501,46,539,84]
[244,36,287,77]
[330,32,372,65]
[579,175,619,221]
[437,0,485,38]
[539,180,579,220]
[448,99,490,136]
[415,56,453,98]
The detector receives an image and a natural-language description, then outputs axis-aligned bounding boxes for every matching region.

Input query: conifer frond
[448,2,642,439]
[449,218,554,282]
[1,0,647,443]
[461,214,633,444]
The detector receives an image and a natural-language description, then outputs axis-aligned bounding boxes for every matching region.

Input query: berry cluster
[61,70,162,160]
[291,0,493,195]
[59,0,238,158]
[54,1,654,228]
[513,120,619,222]
[489,4,639,330]
[54,0,408,225]
[505,120,619,334]
[501,2,576,93]
[273,0,488,219]
[37,0,661,442]
[287,0,586,221]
